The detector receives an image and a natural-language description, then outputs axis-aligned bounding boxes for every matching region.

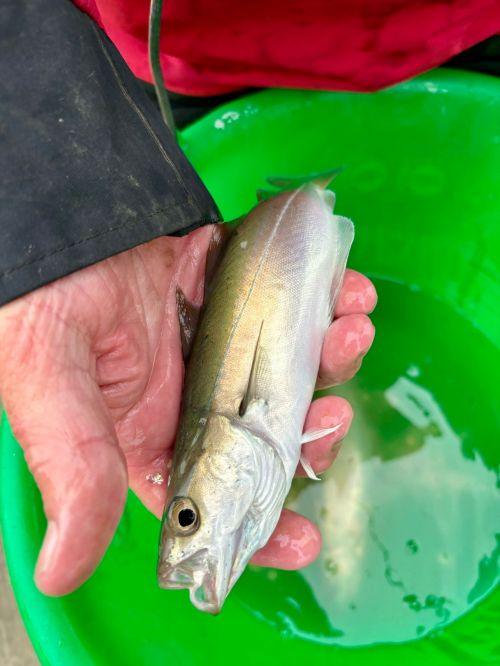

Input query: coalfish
[158,179,354,613]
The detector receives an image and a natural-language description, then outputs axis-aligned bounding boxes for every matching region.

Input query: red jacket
[74,0,499,96]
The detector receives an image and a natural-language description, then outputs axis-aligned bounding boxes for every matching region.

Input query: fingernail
[38,521,59,573]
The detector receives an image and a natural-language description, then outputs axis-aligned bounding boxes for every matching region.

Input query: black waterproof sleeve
[0,0,221,306]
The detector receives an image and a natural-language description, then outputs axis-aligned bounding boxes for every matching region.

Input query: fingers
[335,269,377,317]
[250,401,352,570]
[0,300,127,596]
[318,313,375,388]
[251,274,373,570]
[296,396,352,477]
[251,509,321,569]
[10,384,127,597]
[317,270,376,389]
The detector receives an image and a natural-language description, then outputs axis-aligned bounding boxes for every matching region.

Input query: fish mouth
[158,548,233,614]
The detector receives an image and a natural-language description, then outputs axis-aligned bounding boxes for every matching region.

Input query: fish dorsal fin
[255,188,276,202]
[176,287,201,363]
[311,166,344,190]
[239,321,269,417]
[257,167,344,203]
[204,223,232,302]
[266,166,344,190]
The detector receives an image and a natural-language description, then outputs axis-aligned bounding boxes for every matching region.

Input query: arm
[0,0,220,306]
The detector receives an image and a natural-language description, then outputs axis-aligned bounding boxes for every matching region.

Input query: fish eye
[168,497,200,536]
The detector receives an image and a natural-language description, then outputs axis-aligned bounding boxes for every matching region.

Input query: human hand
[0,226,376,596]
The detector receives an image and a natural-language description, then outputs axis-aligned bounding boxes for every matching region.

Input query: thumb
[0,302,128,596]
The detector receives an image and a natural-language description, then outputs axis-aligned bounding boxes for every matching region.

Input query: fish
[157,178,354,613]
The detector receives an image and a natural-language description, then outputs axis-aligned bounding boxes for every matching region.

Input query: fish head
[158,413,281,613]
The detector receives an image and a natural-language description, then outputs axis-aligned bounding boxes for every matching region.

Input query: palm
[0,226,376,596]
[88,228,214,517]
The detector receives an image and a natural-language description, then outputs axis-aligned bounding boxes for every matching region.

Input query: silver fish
[158,180,354,613]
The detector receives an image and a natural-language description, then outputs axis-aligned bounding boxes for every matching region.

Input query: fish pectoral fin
[299,424,342,481]
[239,321,269,417]
[299,455,321,481]
[300,424,342,444]
[176,287,201,363]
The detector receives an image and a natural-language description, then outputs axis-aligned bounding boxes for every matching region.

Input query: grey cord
[148,0,177,136]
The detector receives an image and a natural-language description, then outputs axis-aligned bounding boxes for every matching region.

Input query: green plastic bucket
[1,68,499,665]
